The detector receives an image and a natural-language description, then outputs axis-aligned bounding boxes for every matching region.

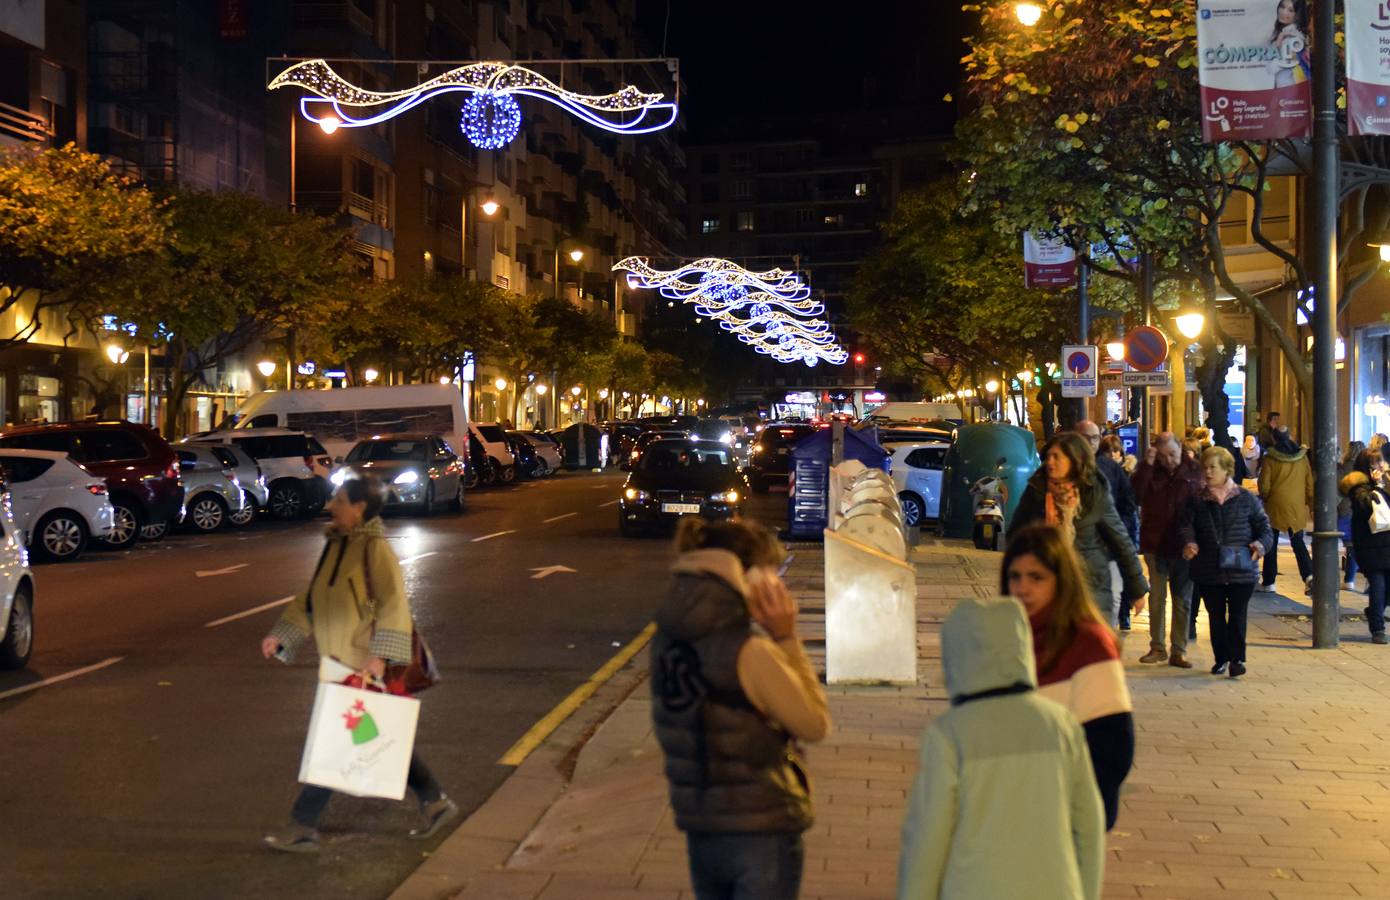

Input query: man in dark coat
[1131,433,1204,667]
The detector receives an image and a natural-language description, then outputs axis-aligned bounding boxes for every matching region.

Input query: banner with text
[1023,232,1077,289]
[1346,1,1390,135]
[1197,0,1312,141]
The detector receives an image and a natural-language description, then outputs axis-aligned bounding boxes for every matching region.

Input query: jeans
[1200,583,1256,667]
[291,752,442,827]
[1262,529,1312,585]
[686,831,805,900]
[1144,554,1192,654]
[1366,570,1388,636]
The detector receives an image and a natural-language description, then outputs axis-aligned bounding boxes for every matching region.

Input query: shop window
[17,375,60,425]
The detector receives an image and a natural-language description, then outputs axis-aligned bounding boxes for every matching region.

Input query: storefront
[1353,323,1390,441]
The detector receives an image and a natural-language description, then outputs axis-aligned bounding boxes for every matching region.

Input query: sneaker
[1256,583,1276,593]
[1168,652,1193,669]
[1229,661,1246,678]
[1139,649,1167,664]
[1119,622,1132,632]
[1343,581,1357,592]
[1373,632,1388,645]
[1211,661,1228,675]
[408,796,460,841]
[264,823,320,853]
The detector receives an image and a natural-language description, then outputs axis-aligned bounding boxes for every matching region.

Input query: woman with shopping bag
[260,475,457,853]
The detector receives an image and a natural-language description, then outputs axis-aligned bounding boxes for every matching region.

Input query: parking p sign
[1060,344,1097,398]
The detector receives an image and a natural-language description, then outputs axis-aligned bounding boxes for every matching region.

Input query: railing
[0,102,51,144]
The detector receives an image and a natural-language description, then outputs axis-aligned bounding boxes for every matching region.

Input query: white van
[227,385,471,463]
[861,401,964,426]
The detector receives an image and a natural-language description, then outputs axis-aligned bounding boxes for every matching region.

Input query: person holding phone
[650,517,831,900]
[1178,447,1275,678]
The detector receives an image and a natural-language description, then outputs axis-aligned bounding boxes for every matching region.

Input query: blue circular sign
[1124,326,1169,372]
[1067,351,1092,376]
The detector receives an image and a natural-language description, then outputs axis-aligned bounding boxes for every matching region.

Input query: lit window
[701,217,721,234]
[823,214,843,226]
[854,182,869,197]
[737,211,755,232]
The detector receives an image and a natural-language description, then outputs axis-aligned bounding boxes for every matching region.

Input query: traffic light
[853,352,866,365]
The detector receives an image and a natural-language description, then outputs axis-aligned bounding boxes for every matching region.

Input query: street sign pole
[1139,253,1154,456]
[1077,255,1090,425]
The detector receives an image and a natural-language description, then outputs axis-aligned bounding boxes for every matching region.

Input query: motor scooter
[969,475,1008,551]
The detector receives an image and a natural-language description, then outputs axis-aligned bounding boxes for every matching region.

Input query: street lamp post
[554,246,585,300]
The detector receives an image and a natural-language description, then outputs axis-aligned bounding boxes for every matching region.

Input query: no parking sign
[1060,345,1097,398]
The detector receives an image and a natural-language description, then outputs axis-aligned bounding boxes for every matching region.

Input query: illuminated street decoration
[269,59,678,149]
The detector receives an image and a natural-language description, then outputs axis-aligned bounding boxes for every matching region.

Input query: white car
[884,440,950,528]
[469,422,516,483]
[0,491,35,668]
[0,449,115,562]
[186,428,329,519]
[510,431,562,475]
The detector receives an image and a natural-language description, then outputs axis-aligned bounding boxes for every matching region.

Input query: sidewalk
[393,540,1390,900]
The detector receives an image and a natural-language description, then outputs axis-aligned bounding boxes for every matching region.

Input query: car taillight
[87,484,107,495]
[165,463,179,480]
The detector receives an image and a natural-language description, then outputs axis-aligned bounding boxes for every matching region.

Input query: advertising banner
[1023,232,1077,289]
[1196,0,1312,141]
[1346,0,1390,135]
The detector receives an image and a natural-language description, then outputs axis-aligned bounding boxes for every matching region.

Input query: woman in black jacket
[1339,449,1390,644]
[1178,446,1275,678]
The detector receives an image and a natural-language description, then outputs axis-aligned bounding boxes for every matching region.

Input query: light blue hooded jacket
[898,597,1104,900]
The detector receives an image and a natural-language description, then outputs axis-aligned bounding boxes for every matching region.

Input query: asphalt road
[0,469,787,900]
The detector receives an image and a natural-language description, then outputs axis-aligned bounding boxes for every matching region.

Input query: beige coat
[1258,447,1313,532]
[270,518,414,668]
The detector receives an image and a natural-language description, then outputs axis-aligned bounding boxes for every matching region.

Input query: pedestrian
[1339,449,1390,644]
[1242,434,1263,483]
[897,595,1104,900]
[1077,423,1140,629]
[1257,411,1283,450]
[260,475,458,852]
[1256,434,1313,593]
[1000,524,1134,831]
[1370,433,1390,455]
[1131,433,1204,668]
[1339,441,1367,590]
[1181,438,1202,464]
[651,517,831,900]
[1012,431,1149,625]
[1179,446,1275,678]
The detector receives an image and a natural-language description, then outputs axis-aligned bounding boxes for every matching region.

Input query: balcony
[0,102,51,146]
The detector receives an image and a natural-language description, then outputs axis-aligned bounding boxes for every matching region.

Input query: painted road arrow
[529,565,577,580]
[195,563,249,578]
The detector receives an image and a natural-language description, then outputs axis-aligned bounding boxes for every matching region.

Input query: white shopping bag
[1371,490,1390,535]
[298,681,420,799]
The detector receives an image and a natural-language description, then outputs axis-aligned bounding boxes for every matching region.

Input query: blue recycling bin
[787,427,891,540]
[938,424,1040,540]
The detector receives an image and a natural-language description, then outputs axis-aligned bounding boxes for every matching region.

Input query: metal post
[1139,253,1154,457]
[1077,255,1091,423]
[288,110,296,213]
[1310,0,1341,648]
[143,346,151,426]
[554,247,561,300]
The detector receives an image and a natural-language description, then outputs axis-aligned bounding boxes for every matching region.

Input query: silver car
[175,446,248,532]
[201,443,267,526]
[330,433,465,515]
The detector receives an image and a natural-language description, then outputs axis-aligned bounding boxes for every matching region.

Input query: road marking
[598,499,620,508]
[204,596,295,628]
[471,530,516,542]
[196,563,249,578]
[499,623,657,767]
[398,551,439,564]
[0,656,125,703]
[542,512,577,524]
[530,565,577,580]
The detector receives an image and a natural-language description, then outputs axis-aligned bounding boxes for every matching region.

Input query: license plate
[662,502,702,515]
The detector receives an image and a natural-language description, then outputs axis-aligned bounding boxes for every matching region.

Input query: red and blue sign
[1123,326,1169,372]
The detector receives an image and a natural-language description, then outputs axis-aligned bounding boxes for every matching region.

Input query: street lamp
[480,199,500,217]
[105,344,130,366]
[555,244,587,299]
[1017,369,1032,385]
[534,383,548,396]
[1106,337,1126,360]
[598,388,610,399]
[257,360,277,378]
[317,115,341,135]
[570,385,583,398]
[1175,311,1206,340]
[439,376,452,385]
[569,249,585,263]
[985,379,1000,394]
[1014,2,1043,26]
[494,376,508,391]
[363,367,380,384]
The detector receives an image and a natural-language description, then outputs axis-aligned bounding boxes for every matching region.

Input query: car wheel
[188,494,229,532]
[229,491,257,526]
[464,464,480,490]
[140,520,168,541]
[33,511,88,563]
[899,493,924,529]
[497,462,516,484]
[0,583,33,670]
[419,484,436,517]
[269,481,305,520]
[450,478,466,513]
[101,502,141,550]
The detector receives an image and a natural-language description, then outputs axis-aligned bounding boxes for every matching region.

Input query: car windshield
[347,440,429,462]
[639,444,733,473]
[477,425,507,443]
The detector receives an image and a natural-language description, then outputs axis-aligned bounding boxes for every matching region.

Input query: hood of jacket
[941,596,1036,701]
[1340,470,1373,497]
[655,548,751,642]
[1265,445,1307,464]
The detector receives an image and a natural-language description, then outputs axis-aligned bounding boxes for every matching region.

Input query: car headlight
[719,432,734,445]
[394,470,420,485]
[624,486,649,501]
[712,489,739,504]
[330,469,348,487]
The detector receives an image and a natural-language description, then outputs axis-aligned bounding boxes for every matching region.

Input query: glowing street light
[598,388,610,399]
[105,344,130,365]
[1015,2,1043,26]
[1106,338,1126,360]
[494,376,508,391]
[570,385,583,397]
[363,367,380,384]
[534,383,548,396]
[318,115,341,134]
[984,379,1000,394]
[1016,370,1032,385]
[257,360,277,378]
[439,376,452,385]
[1175,311,1206,340]
[569,249,585,263]
[480,199,500,217]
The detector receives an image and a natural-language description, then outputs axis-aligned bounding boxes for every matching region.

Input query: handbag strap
[1203,498,1229,547]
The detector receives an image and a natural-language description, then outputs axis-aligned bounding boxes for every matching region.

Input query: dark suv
[745,424,816,493]
[0,421,183,549]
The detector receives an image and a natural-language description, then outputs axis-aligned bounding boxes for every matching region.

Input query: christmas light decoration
[269,59,678,149]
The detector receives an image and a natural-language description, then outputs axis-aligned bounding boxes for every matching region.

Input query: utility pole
[1138,252,1154,457]
[1310,0,1340,648]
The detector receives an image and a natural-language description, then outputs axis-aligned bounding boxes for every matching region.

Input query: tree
[0,144,164,346]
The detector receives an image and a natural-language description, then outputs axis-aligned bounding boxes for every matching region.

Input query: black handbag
[1206,503,1256,574]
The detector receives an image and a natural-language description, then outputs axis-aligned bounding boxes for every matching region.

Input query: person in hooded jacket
[1257,434,1313,592]
[897,595,1104,900]
[650,517,831,900]
[1339,449,1390,644]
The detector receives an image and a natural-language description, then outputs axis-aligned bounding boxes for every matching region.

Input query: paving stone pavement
[392,539,1390,900]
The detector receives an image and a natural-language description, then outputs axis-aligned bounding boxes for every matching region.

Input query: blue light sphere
[803,355,819,368]
[699,272,748,303]
[749,302,772,319]
[461,92,522,150]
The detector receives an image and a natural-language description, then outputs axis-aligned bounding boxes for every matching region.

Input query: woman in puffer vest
[651,517,832,900]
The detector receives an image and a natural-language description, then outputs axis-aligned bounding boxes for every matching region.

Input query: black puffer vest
[650,559,813,834]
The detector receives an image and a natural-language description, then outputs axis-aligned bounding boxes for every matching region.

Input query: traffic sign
[1123,326,1169,372]
[1122,370,1170,387]
[1060,344,1097,398]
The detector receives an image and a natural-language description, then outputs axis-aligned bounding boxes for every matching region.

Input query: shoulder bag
[1205,499,1256,575]
[364,540,441,695]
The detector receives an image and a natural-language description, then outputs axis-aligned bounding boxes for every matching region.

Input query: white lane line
[599,500,620,508]
[204,596,295,628]
[398,551,439,564]
[542,512,577,524]
[196,563,249,578]
[472,530,517,542]
[0,656,125,703]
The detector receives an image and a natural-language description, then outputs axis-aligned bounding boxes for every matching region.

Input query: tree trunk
[1038,373,1059,440]
[1194,337,1242,459]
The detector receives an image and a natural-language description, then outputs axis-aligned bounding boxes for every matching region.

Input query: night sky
[638,1,973,141]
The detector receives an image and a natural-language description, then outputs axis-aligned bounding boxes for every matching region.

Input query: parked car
[0,493,35,669]
[174,445,248,533]
[623,429,689,471]
[0,449,114,562]
[518,431,564,474]
[200,442,268,526]
[331,434,465,514]
[618,440,747,537]
[505,432,542,478]
[469,422,516,483]
[186,428,328,520]
[0,421,183,549]
[884,438,951,528]
[744,423,816,493]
